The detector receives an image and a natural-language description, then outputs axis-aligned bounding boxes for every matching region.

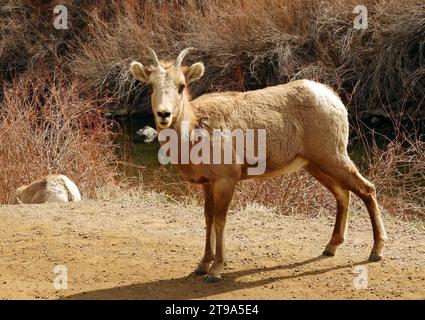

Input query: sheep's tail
[61,176,82,202]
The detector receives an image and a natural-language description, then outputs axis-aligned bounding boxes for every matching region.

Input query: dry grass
[232,137,424,220]
[2,0,424,117]
[358,127,425,218]
[66,0,425,120]
[231,173,335,217]
[0,0,96,79]
[0,68,120,203]
[0,0,423,218]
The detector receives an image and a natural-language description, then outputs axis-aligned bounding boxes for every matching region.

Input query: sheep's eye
[178,84,185,94]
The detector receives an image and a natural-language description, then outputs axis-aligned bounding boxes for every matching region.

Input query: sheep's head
[130,47,204,129]
[11,185,25,204]
[136,125,158,143]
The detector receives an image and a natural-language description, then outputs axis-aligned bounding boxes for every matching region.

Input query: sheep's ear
[130,61,151,83]
[185,62,205,83]
[12,194,22,205]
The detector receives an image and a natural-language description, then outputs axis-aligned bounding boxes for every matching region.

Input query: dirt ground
[0,195,424,300]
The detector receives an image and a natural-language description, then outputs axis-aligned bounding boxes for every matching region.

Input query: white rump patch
[61,175,82,202]
[303,80,345,111]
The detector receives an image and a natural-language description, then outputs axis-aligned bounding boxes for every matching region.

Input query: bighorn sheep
[12,174,81,204]
[130,47,387,283]
[137,125,158,143]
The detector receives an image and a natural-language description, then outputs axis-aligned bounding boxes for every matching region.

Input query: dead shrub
[0,0,423,218]
[0,68,120,203]
[68,0,425,122]
[232,173,335,217]
[356,125,425,219]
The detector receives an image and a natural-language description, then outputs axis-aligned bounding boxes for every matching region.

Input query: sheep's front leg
[204,178,236,283]
[194,184,215,275]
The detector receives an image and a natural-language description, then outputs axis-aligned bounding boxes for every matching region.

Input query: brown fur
[130,49,387,282]
[12,174,82,204]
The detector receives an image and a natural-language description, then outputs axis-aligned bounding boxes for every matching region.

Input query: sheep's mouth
[158,120,171,129]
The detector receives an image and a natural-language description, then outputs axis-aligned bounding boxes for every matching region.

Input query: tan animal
[12,174,81,204]
[130,48,387,283]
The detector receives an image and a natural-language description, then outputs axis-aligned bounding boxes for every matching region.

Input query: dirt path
[0,195,424,300]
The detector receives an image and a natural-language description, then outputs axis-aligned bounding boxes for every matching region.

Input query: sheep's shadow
[63,255,370,300]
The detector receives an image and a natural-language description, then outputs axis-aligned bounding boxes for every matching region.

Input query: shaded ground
[0,197,424,300]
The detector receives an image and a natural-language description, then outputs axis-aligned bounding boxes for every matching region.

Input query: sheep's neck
[174,95,196,132]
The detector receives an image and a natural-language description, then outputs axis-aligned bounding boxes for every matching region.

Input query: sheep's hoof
[368,253,382,262]
[193,267,208,276]
[322,248,335,257]
[204,274,222,283]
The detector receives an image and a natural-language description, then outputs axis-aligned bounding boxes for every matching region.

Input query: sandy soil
[0,196,424,300]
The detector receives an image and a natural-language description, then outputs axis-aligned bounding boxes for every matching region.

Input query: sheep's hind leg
[306,163,350,257]
[321,158,387,261]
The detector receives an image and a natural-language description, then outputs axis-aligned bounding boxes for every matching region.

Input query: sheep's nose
[157,111,171,119]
